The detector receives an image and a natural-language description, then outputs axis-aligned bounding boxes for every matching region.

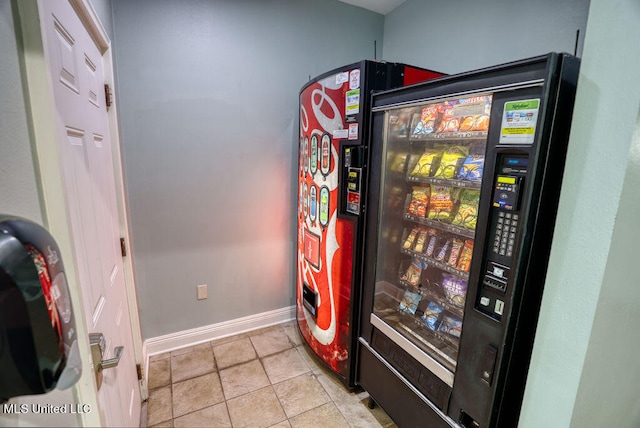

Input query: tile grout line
[147,322,388,427]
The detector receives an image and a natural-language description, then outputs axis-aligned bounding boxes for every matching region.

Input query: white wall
[110,0,385,340]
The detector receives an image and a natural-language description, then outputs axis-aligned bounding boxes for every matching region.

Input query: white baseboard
[142,305,296,377]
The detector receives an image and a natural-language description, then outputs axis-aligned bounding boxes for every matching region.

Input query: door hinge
[136,364,143,381]
[104,83,112,109]
[120,237,126,257]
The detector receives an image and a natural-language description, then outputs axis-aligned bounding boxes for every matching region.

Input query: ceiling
[337,0,407,15]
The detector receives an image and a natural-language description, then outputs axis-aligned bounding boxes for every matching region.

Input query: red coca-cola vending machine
[296,60,443,388]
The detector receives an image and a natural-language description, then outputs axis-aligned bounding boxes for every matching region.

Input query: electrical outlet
[197,284,208,300]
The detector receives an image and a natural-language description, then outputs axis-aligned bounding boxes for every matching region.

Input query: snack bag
[399,290,421,314]
[428,186,454,221]
[422,301,444,331]
[402,227,420,250]
[453,96,491,131]
[472,114,490,131]
[452,189,480,229]
[458,115,476,132]
[412,105,438,135]
[436,102,458,133]
[409,150,442,178]
[407,186,430,218]
[389,152,409,173]
[456,240,474,272]
[389,113,410,136]
[442,276,468,307]
[438,315,462,338]
[457,155,485,181]
[401,258,428,287]
[413,229,428,253]
[433,145,469,179]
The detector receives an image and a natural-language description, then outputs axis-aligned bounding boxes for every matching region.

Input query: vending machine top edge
[296,60,444,389]
[357,53,579,427]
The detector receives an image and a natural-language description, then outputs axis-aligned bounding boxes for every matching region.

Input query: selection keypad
[493,212,518,257]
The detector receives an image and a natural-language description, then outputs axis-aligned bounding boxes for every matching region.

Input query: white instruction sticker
[348,123,359,140]
[346,89,360,115]
[500,99,540,145]
[336,72,349,85]
[349,69,360,90]
[333,129,348,139]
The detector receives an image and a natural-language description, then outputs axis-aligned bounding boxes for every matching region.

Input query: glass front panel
[373,94,492,374]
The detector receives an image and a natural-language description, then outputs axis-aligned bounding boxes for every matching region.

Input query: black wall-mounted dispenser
[0,216,82,401]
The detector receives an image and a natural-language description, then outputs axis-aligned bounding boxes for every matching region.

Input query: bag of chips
[422,301,444,330]
[389,152,409,173]
[410,150,441,178]
[442,276,467,307]
[407,186,430,218]
[457,155,485,181]
[458,115,476,132]
[452,189,480,229]
[402,227,419,250]
[412,105,438,135]
[413,229,428,253]
[438,315,462,338]
[428,186,454,221]
[433,145,469,179]
[436,102,457,133]
[399,290,421,314]
[388,113,410,137]
[472,114,490,131]
[401,258,427,287]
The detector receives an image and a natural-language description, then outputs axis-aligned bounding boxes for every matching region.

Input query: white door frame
[15,0,144,425]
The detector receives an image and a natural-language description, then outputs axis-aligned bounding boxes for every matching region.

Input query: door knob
[89,333,124,390]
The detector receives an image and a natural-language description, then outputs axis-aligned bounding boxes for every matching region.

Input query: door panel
[40,0,141,425]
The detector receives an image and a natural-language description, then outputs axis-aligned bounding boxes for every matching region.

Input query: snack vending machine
[296,60,443,388]
[357,53,579,427]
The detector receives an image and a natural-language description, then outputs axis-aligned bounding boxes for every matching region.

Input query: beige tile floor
[144,321,397,427]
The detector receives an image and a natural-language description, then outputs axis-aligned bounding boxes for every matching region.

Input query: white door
[37,0,141,426]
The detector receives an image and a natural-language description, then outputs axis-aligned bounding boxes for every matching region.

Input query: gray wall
[520,0,640,425]
[382,0,589,73]
[382,0,640,426]
[90,0,114,40]
[0,0,42,224]
[111,0,384,339]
